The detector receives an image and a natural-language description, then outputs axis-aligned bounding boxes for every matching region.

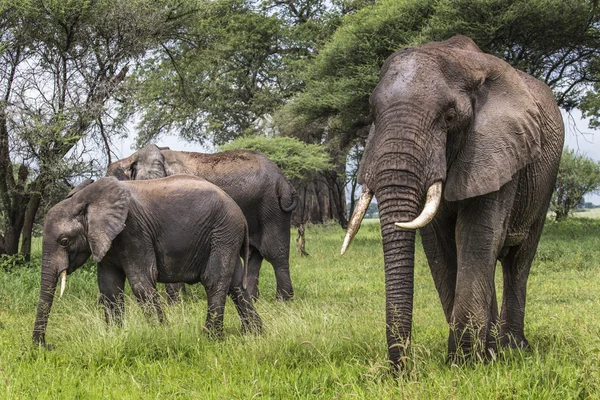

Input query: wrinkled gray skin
[33,176,262,348]
[354,36,564,366]
[107,147,297,301]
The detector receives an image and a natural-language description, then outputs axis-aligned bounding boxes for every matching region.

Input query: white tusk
[341,187,374,255]
[59,270,67,298]
[395,181,443,230]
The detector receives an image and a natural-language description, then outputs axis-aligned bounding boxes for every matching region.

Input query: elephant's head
[33,178,130,347]
[106,144,169,181]
[342,35,542,366]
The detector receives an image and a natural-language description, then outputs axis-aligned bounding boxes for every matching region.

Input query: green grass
[1,218,600,398]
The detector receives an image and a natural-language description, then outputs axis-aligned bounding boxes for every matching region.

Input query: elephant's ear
[66,179,95,198]
[134,144,167,180]
[444,54,542,202]
[74,177,130,262]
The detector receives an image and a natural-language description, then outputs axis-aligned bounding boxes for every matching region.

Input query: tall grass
[1,219,599,398]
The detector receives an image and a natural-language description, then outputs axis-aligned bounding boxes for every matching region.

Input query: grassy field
[1,218,599,398]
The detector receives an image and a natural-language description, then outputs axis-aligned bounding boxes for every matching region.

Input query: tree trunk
[21,193,42,261]
[291,170,347,228]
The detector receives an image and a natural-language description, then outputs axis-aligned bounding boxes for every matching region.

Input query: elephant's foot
[447,325,497,364]
[275,288,294,301]
[500,333,529,350]
[165,283,185,305]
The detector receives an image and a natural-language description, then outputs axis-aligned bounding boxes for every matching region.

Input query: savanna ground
[1,218,599,398]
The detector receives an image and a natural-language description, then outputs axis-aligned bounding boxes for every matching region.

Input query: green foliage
[220,135,332,180]
[280,0,434,134]
[551,148,600,221]
[283,0,600,143]
[2,222,600,397]
[0,253,27,271]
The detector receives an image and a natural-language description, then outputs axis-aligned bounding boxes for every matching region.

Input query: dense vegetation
[2,0,600,248]
[1,219,599,398]
[552,148,600,221]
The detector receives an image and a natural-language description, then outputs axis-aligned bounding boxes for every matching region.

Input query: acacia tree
[551,148,600,221]
[221,134,331,254]
[0,0,194,259]
[282,0,600,215]
[220,135,334,224]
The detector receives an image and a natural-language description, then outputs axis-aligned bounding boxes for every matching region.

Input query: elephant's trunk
[377,183,422,367]
[33,264,59,347]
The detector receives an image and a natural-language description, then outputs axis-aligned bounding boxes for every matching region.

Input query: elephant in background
[107,146,297,301]
[342,35,564,366]
[33,176,261,348]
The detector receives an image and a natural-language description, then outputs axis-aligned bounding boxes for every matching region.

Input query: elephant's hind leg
[421,207,458,323]
[499,216,545,349]
[229,259,263,333]
[246,247,263,300]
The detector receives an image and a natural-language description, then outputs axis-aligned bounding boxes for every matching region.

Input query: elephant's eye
[130,163,137,180]
[445,108,457,123]
[59,237,70,247]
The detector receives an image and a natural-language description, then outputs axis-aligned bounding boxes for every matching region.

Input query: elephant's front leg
[97,262,126,325]
[450,181,517,361]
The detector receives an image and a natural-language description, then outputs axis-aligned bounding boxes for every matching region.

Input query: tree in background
[552,148,600,221]
[0,0,193,259]
[281,0,600,219]
[221,134,332,254]
[220,135,334,225]
[121,0,375,227]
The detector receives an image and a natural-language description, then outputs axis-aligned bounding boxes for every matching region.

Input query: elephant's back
[125,175,241,213]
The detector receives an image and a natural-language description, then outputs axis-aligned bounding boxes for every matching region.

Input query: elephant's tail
[241,224,250,290]
[276,176,298,213]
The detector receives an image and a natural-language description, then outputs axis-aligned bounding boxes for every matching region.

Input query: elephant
[342,35,564,366]
[33,175,262,348]
[106,145,297,301]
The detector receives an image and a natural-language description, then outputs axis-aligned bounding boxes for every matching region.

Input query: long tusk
[395,181,443,230]
[341,186,374,255]
[59,270,67,298]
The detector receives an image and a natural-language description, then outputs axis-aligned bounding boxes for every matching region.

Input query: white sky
[562,109,600,204]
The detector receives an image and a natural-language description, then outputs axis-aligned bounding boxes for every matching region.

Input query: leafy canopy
[220,135,332,180]
[282,0,600,144]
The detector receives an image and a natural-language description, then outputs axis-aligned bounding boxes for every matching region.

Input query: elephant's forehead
[45,202,79,229]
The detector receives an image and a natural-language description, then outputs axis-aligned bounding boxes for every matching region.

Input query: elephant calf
[33,175,262,348]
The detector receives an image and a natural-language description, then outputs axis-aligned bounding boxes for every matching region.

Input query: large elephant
[107,146,297,301]
[33,176,262,348]
[342,35,564,366]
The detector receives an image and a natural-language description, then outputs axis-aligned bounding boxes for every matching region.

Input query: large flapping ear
[444,50,542,202]
[72,177,130,262]
[66,179,95,198]
[134,144,167,180]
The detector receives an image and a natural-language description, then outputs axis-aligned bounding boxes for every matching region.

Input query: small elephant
[33,175,262,348]
[343,35,564,366]
[107,146,297,301]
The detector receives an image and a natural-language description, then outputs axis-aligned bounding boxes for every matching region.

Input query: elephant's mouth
[340,181,443,255]
[394,181,443,229]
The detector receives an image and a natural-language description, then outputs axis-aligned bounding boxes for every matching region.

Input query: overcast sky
[562,109,600,203]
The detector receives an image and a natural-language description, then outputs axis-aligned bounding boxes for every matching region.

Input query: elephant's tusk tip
[395,222,417,230]
[59,270,67,297]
